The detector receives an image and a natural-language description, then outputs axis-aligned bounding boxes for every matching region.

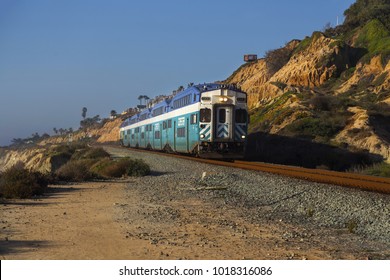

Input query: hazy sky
[0,0,355,146]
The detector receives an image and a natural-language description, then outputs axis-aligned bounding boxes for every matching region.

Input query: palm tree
[82,107,87,119]
[143,95,150,107]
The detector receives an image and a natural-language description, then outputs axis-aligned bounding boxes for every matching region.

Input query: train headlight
[241,135,246,139]
[219,97,228,102]
[200,134,205,139]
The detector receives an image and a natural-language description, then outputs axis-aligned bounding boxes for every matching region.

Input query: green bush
[84,147,110,159]
[71,147,110,160]
[125,158,151,177]
[361,162,390,177]
[90,158,150,178]
[55,159,97,182]
[284,116,345,139]
[90,158,123,178]
[293,36,313,55]
[0,166,48,198]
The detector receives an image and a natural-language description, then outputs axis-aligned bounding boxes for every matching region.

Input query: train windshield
[235,109,247,123]
[219,109,226,123]
[200,108,211,122]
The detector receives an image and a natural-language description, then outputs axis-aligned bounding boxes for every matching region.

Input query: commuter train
[119,83,248,159]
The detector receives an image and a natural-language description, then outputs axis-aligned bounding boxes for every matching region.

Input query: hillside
[39,117,122,146]
[225,0,390,165]
[0,117,122,173]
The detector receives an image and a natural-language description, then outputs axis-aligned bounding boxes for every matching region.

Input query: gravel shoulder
[1,146,389,260]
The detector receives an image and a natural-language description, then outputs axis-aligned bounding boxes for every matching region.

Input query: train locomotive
[119,83,248,159]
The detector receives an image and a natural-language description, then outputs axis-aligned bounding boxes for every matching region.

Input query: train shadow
[245,132,383,171]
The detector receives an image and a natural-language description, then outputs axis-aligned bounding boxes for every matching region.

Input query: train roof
[129,113,140,120]
[170,83,220,100]
[172,86,200,100]
[151,98,171,110]
[139,107,151,115]
[120,83,245,128]
[120,113,139,128]
[195,83,244,93]
[194,83,221,93]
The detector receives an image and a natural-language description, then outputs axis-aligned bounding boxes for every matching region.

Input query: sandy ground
[1,176,389,260]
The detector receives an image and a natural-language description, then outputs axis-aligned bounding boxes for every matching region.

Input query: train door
[140,126,145,148]
[215,106,232,140]
[186,117,190,152]
[173,120,176,151]
[160,122,163,150]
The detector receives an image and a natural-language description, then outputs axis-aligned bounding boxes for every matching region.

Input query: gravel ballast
[106,146,390,246]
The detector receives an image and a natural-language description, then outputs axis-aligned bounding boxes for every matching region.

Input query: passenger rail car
[119,83,248,159]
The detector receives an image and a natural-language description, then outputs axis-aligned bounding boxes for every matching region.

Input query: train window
[139,113,148,121]
[168,119,172,128]
[155,131,161,139]
[219,109,226,123]
[141,132,144,139]
[190,114,197,124]
[177,127,186,137]
[237,97,246,102]
[131,134,134,139]
[200,108,211,122]
[163,121,167,130]
[235,109,247,123]
[201,97,211,101]
[153,107,164,117]
[173,94,194,109]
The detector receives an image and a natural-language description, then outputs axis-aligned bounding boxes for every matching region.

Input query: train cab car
[197,84,248,158]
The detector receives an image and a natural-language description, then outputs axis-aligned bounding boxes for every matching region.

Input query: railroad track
[232,160,390,194]
[111,146,390,194]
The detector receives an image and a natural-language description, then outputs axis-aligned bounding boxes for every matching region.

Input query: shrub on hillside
[124,158,151,177]
[55,159,97,182]
[90,158,150,178]
[0,166,48,198]
[90,158,119,178]
[362,162,390,177]
[71,147,110,160]
[284,116,345,139]
[265,45,294,74]
[309,95,333,111]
